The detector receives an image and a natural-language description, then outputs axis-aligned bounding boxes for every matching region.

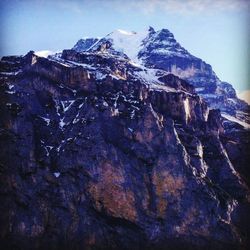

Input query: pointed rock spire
[148,26,155,34]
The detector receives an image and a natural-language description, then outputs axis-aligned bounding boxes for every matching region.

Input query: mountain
[73,27,249,121]
[0,27,250,250]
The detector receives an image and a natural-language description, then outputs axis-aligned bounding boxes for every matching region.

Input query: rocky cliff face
[0,47,250,250]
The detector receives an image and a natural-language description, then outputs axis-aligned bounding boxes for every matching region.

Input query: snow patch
[195,87,205,92]
[128,127,133,132]
[61,100,75,112]
[5,90,16,94]
[111,108,119,117]
[78,103,84,109]
[1,70,22,76]
[42,145,53,156]
[39,116,50,126]
[135,68,160,84]
[68,61,96,70]
[222,113,250,129]
[95,71,107,80]
[103,101,109,107]
[73,112,80,124]
[35,50,55,58]
[59,118,66,129]
[4,84,15,94]
[53,172,60,178]
[150,83,177,93]
[8,84,14,90]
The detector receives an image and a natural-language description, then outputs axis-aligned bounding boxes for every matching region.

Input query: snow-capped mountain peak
[73,26,192,62]
[70,27,250,118]
[84,27,154,63]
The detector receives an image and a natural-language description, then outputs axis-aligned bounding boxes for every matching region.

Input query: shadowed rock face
[0,50,249,250]
[72,38,100,52]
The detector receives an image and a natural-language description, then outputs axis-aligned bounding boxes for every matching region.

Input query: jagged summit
[148,26,155,34]
[73,26,191,61]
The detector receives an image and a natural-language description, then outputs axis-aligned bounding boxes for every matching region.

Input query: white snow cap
[34,50,55,58]
[105,27,151,62]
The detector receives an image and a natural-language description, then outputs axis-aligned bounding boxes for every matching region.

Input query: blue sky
[0,0,249,92]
